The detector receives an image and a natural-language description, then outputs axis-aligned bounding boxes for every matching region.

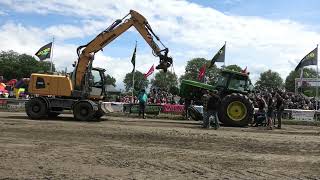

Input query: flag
[209,43,225,68]
[198,64,206,81]
[131,43,137,73]
[295,47,318,71]
[241,66,247,74]
[35,42,52,61]
[144,64,154,78]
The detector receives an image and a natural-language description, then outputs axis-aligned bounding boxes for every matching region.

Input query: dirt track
[0,112,320,179]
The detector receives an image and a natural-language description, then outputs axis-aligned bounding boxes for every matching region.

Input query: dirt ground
[0,112,320,179]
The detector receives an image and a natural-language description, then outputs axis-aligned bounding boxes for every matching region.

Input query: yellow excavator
[26,10,173,121]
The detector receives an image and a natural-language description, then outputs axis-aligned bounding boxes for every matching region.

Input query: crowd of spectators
[250,88,320,110]
[148,88,176,104]
[119,88,178,104]
[0,76,29,98]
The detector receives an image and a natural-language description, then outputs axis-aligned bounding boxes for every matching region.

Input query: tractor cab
[215,69,253,97]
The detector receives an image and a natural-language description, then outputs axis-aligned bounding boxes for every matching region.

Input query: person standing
[275,93,284,129]
[184,98,191,120]
[138,89,148,119]
[266,94,274,130]
[253,95,267,127]
[202,90,221,129]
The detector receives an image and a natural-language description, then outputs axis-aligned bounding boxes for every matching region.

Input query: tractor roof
[221,69,249,77]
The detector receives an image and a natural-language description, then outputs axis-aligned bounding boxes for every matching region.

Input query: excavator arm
[74,10,173,90]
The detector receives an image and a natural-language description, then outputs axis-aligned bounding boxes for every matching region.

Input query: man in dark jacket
[275,93,284,129]
[202,90,221,129]
[253,95,267,126]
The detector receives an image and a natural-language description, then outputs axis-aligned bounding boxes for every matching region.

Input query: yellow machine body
[29,73,73,97]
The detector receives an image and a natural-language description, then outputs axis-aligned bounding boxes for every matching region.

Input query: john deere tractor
[180,69,254,127]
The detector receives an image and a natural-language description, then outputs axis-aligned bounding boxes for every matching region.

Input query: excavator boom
[74,10,173,91]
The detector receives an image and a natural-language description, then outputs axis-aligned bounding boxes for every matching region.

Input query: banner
[295,78,320,87]
[123,104,162,115]
[291,109,315,121]
[162,104,184,113]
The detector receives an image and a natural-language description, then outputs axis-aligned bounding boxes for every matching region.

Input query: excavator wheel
[73,101,95,121]
[218,93,254,127]
[25,98,48,120]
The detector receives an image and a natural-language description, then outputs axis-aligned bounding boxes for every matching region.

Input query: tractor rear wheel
[26,98,48,119]
[219,93,254,127]
[73,101,95,121]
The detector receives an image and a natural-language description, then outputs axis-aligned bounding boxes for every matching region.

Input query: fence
[0,98,27,111]
[1,98,320,121]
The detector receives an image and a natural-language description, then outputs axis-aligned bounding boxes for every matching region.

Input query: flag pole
[316,44,319,110]
[224,41,226,67]
[299,67,304,94]
[50,36,54,72]
[132,70,135,103]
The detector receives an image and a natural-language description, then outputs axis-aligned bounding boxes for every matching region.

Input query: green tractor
[180,69,254,127]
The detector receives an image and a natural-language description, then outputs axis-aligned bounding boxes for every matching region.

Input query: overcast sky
[0,0,320,89]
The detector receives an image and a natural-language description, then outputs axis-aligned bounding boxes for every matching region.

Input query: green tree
[123,71,149,93]
[255,70,283,89]
[179,58,219,84]
[151,71,178,91]
[104,74,116,86]
[285,68,317,93]
[0,50,54,80]
[225,64,242,72]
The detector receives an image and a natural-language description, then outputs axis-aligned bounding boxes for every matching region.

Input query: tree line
[0,50,317,96]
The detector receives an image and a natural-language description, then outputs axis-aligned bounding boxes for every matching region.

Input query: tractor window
[92,70,102,87]
[35,77,45,89]
[229,78,246,91]
[216,75,227,87]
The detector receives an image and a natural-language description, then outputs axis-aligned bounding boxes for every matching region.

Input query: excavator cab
[89,67,106,99]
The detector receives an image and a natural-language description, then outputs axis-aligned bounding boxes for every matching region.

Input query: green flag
[209,43,225,68]
[295,47,318,71]
[35,42,52,61]
[131,43,137,73]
